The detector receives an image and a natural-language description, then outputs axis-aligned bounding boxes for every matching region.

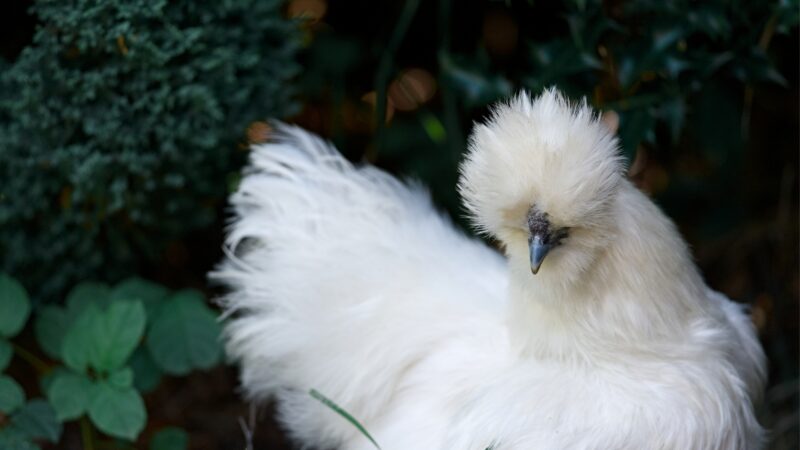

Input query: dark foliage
[0,0,300,300]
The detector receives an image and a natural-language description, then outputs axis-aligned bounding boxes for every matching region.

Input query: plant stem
[742,11,780,140]
[81,416,96,450]
[11,343,49,374]
[373,0,422,157]
[437,0,463,164]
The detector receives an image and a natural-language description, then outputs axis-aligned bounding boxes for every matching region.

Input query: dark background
[1,0,797,448]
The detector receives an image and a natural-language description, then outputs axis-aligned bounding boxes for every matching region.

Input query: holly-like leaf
[90,301,146,373]
[45,370,93,421]
[88,382,146,441]
[146,290,222,376]
[0,274,31,338]
[440,55,512,108]
[0,375,25,413]
[150,426,189,450]
[618,108,656,158]
[0,338,12,371]
[10,399,62,443]
[659,96,686,144]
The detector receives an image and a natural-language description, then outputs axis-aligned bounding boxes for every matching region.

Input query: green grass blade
[309,389,381,450]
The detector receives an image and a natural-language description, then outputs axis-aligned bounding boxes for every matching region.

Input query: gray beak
[529,234,551,275]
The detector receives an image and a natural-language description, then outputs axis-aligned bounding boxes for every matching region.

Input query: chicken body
[214,90,765,450]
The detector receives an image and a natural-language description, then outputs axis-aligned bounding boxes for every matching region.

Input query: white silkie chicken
[213,89,766,450]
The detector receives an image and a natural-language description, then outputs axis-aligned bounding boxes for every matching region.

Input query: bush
[0,273,222,448]
[0,0,300,300]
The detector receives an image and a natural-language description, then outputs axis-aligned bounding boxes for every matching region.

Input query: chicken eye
[553,227,570,245]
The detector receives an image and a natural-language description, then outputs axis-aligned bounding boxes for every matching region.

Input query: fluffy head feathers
[458,88,625,280]
[459,88,624,236]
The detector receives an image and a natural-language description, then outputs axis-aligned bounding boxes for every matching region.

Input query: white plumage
[213,89,766,449]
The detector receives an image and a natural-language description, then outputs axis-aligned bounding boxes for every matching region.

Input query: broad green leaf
[90,301,146,373]
[10,399,62,443]
[88,382,146,441]
[130,347,162,393]
[45,370,93,421]
[66,282,110,315]
[108,367,133,389]
[62,304,101,373]
[111,278,168,319]
[0,274,31,338]
[0,338,12,371]
[146,291,222,376]
[0,375,25,413]
[150,426,189,450]
[0,427,40,450]
[34,306,70,360]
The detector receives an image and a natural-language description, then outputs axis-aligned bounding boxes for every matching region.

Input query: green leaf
[90,301,146,373]
[652,28,683,52]
[420,112,446,144]
[10,399,62,443]
[440,54,512,108]
[130,347,162,393]
[45,370,93,421]
[34,305,71,360]
[107,367,133,389]
[0,427,41,450]
[39,367,70,393]
[0,274,31,338]
[616,56,638,88]
[659,97,686,144]
[61,299,145,374]
[88,382,146,441]
[150,427,189,450]
[62,304,101,373]
[66,282,110,315]
[0,338,12,371]
[0,375,25,413]
[310,389,381,449]
[146,291,222,376]
[618,108,656,158]
[111,278,169,319]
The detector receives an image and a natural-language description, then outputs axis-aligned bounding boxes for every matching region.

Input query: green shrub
[0,0,300,300]
[0,273,223,448]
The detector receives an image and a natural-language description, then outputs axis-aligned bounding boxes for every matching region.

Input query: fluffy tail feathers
[211,123,506,447]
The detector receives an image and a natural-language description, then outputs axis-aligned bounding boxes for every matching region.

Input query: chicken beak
[529,234,551,275]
